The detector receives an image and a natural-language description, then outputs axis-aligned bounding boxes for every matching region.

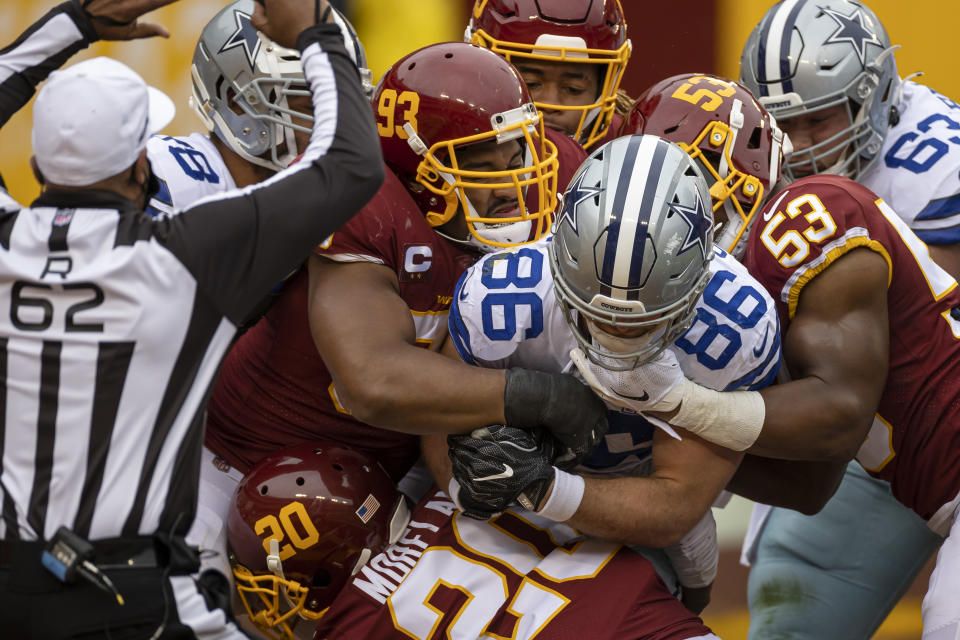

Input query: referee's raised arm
[160,0,384,325]
[0,0,177,129]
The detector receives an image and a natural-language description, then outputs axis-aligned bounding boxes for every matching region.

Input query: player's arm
[725,454,846,514]
[448,424,740,548]
[747,247,889,460]
[324,256,607,454]
[641,247,889,462]
[0,0,174,127]
[422,432,453,489]
[565,430,741,547]
[306,255,507,434]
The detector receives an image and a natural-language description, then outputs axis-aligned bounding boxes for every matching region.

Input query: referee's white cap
[32,57,175,187]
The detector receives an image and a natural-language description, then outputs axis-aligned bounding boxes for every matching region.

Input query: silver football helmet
[549,135,714,370]
[739,0,899,180]
[190,0,372,172]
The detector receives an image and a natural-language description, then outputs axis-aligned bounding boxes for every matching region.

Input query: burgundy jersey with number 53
[745,174,960,520]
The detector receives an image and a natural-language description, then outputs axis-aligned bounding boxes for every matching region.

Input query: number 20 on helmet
[227,442,409,639]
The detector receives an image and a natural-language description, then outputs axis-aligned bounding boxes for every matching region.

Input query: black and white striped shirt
[0,5,383,542]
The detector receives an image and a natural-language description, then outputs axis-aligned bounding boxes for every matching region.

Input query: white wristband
[670,381,765,451]
[536,467,585,522]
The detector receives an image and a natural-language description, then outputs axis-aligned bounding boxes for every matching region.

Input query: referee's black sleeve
[0,1,97,128]
[162,24,384,326]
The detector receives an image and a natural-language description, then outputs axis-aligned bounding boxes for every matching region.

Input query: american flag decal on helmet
[356,494,380,523]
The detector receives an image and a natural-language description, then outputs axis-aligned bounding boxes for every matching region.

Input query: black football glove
[503,368,608,468]
[448,425,555,517]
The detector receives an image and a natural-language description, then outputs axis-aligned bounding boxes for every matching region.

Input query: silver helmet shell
[549,134,714,369]
[190,0,371,172]
[739,0,899,180]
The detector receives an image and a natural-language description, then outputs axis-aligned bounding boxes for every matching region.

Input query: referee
[0,0,383,637]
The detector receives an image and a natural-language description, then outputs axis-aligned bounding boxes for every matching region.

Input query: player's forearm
[659,375,873,461]
[566,475,711,548]
[751,377,873,461]
[421,434,453,490]
[334,347,506,433]
[726,454,845,514]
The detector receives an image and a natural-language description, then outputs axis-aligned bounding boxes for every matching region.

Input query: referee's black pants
[0,538,249,639]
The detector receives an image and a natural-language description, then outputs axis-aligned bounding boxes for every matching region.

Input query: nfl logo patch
[212,456,232,473]
[355,494,380,524]
[53,211,74,226]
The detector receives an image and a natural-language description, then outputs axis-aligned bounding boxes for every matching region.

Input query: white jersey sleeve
[670,247,781,392]
[146,133,235,216]
[860,81,960,245]
[0,184,19,212]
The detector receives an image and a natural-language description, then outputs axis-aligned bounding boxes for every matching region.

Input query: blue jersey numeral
[885,112,960,174]
[675,270,768,370]
[170,147,221,183]
[482,292,543,340]
[479,249,545,340]
[159,137,221,184]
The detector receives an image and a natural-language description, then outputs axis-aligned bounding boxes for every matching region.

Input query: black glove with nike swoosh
[448,425,555,519]
[503,368,608,469]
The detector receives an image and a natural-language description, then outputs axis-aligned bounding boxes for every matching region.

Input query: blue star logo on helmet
[558,170,604,236]
[671,189,711,256]
[821,5,882,67]
[219,10,261,72]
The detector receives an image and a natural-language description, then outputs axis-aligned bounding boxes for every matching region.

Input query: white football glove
[570,347,688,414]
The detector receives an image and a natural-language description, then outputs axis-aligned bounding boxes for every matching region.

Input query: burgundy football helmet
[375,41,558,251]
[228,442,409,638]
[466,0,631,149]
[625,73,789,257]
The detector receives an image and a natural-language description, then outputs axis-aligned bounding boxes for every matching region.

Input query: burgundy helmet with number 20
[625,73,789,258]
[228,442,410,639]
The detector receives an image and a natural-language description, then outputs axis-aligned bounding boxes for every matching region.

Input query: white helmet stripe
[606,136,669,298]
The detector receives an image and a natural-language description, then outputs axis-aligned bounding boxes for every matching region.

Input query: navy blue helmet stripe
[755,3,777,96]
[779,0,807,94]
[758,0,807,96]
[600,135,647,288]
